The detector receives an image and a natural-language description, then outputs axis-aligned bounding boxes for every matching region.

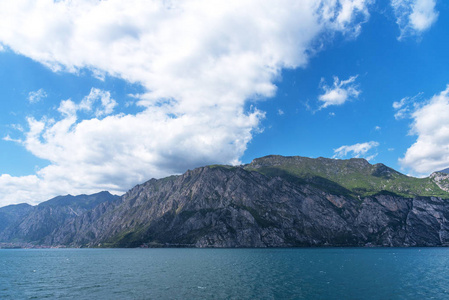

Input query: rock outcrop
[430,172,449,193]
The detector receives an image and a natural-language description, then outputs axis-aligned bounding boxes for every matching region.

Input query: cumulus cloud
[28,88,47,104]
[391,0,438,39]
[318,75,360,109]
[400,85,449,175]
[3,91,263,205]
[0,0,372,205]
[0,174,42,206]
[333,141,379,161]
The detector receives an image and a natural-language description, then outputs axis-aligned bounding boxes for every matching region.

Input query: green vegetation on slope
[244,155,449,199]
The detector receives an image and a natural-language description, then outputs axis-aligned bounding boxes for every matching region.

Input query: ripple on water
[1,248,449,299]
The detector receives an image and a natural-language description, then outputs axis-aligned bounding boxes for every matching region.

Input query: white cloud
[0,174,42,206]
[28,88,47,104]
[0,43,4,51]
[277,109,284,116]
[400,85,449,175]
[11,124,24,132]
[393,92,423,120]
[333,141,379,161]
[0,0,372,206]
[374,126,381,131]
[3,93,264,205]
[318,75,360,109]
[391,0,438,39]
[79,88,117,117]
[54,88,117,118]
[2,135,21,143]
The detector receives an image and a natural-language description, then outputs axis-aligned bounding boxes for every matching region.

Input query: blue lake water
[1,248,449,299]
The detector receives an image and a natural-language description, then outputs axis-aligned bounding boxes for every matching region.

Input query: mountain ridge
[0,191,119,245]
[244,155,449,198]
[2,155,449,248]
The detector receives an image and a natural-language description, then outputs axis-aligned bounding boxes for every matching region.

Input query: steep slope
[0,191,119,244]
[4,155,449,248]
[52,164,449,248]
[0,203,33,233]
[430,172,449,193]
[52,166,360,247]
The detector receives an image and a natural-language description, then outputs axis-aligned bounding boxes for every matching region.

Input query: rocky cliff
[2,156,449,248]
[430,172,449,193]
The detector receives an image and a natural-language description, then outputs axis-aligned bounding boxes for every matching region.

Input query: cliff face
[52,165,449,247]
[2,156,449,248]
[430,172,449,193]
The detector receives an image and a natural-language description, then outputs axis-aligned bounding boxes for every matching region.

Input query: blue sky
[0,0,448,206]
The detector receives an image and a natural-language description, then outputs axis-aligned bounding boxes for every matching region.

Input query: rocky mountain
[430,171,449,193]
[0,192,119,244]
[0,203,33,233]
[2,155,449,248]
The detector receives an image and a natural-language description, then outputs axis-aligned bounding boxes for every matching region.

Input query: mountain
[245,155,449,197]
[438,168,449,174]
[38,191,119,210]
[48,156,449,247]
[430,171,449,194]
[0,191,119,244]
[2,155,449,248]
[0,203,33,233]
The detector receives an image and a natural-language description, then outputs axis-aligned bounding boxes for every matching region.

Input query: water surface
[1,248,448,299]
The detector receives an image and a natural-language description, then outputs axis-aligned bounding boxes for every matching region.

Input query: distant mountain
[438,168,449,174]
[3,155,449,248]
[0,203,33,233]
[38,191,119,210]
[0,191,119,244]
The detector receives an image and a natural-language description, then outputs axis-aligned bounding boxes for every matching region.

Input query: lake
[1,248,449,299]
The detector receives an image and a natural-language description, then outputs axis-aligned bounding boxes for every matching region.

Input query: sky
[0,0,448,207]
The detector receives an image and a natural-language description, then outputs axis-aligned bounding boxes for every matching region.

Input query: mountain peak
[38,191,119,209]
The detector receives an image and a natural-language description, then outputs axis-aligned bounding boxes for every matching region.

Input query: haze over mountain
[0,192,119,246]
[2,155,449,248]
[438,168,449,174]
